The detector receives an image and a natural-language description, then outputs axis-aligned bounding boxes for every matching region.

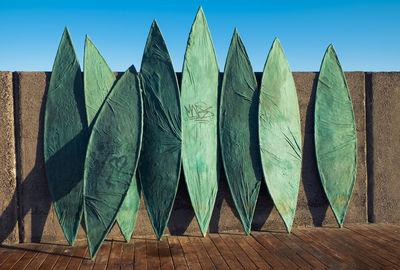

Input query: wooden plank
[178,236,201,270]
[251,231,302,268]
[208,234,244,269]
[0,249,26,270]
[273,231,327,268]
[189,236,216,270]
[146,239,160,269]
[51,246,75,270]
[219,233,258,269]
[24,245,56,270]
[107,241,123,270]
[346,224,400,250]
[366,223,400,243]
[245,234,287,269]
[338,227,400,267]
[120,242,135,270]
[255,232,312,269]
[346,224,400,253]
[134,239,147,270]
[289,230,342,268]
[199,237,230,270]
[231,235,271,269]
[295,229,347,264]
[158,238,174,270]
[8,248,37,270]
[37,246,64,270]
[79,246,95,270]
[315,228,382,268]
[92,241,111,270]
[317,227,385,268]
[65,245,87,270]
[167,236,189,270]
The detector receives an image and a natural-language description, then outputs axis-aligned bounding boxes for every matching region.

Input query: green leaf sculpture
[139,20,181,240]
[83,65,143,258]
[219,29,262,235]
[84,36,140,242]
[83,35,116,131]
[258,38,302,232]
[44,27,88,245]
[181,7,220,236]
[315,45,357,227]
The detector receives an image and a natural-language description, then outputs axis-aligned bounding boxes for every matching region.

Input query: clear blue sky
[1,0,399,71]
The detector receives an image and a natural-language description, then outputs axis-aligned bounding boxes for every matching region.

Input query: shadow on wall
[301,74,330,226]
[0,73,52,244]
[0,71,335,244]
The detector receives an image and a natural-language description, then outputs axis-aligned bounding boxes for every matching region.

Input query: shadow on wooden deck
[1,223,400,269]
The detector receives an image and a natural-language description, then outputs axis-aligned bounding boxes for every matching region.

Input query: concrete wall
[0,72,18,244]
[0,71,398,244]
[367,73,400,223]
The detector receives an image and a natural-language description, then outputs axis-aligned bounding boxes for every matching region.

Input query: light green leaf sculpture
[115,178,141,241]
[181,7,220,236]
[44,27,88,245]
[139,20,181,240]
[258,38,302,232]
[315,45,357,227]
[83,36,141,242]
[83,66,143,258]
[83,35,116,130]
[219,29,262,235]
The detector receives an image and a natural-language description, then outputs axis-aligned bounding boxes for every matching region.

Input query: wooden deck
[0,223,399,269]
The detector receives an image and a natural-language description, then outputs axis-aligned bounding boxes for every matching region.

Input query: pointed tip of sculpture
[326,43,337,56]
[62,26,71,40]
[273,37,281,46]
[283,219,293,233]
[196,6,205,18]
[85,34,91,43]
[66,234,76,246]
[152,19,159,27]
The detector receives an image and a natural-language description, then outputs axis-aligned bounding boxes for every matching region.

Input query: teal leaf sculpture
[181,7,220,236]
[258,38,302,232]
[83,65,143,258]
[219,29,262,235]
[139,20,181,240]
[44,27,88,245]
[315,45,357,227]
[84,36,141,242]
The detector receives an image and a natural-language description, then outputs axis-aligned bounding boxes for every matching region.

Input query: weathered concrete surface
[0,72,19,244]
[14,71,368,243]
[367,72,400,223]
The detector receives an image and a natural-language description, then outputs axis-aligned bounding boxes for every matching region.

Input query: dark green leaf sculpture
[44,27,88,245]
[181,7,220,236]
[83,65,143,258]
[315,45,357,227]
[139,20,181,240]
[219,29,262,235]
[258,38,302,232]
[84,36,140,242]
